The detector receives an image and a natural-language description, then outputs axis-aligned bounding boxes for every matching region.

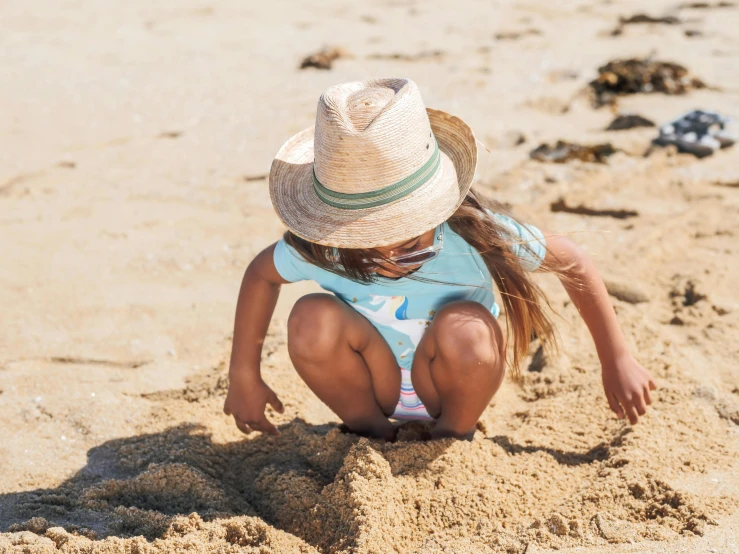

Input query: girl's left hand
[601,352,657,425]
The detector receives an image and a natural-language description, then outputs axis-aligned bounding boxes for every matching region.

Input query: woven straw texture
[269,78,477,248]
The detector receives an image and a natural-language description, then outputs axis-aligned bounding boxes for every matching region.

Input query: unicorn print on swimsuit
[351,295,433,418]
[352,295,428,356]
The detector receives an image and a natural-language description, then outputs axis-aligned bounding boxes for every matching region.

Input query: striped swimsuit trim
[397,402,428,411]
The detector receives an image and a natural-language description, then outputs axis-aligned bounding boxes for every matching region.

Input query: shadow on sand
[0,418,453,545]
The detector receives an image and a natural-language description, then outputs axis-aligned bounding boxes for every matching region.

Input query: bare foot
[429,423,475,441]
[338,420,396,441]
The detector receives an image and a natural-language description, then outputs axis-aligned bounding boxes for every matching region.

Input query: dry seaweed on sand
[606,114,656,131]
[619,13,681,25]
[550,198,639,219]
[243,174,268,182]
[530,141,617,163]
[611,13,682,35]
[494,29,542,40]
[712,179,739,188]
[299,47,350,70]
[367,50,445,61]
[589,58,706,108]
[679,1,735,8]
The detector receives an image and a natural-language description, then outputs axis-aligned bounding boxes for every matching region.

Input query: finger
[632,393,648,417]
[268,392,285,414]
[607,393,625,419]
[621,397,639,425]
[643,385,653,406]
[223,404,231,416]
[234,417,252,435]
[648,378,657,391]
[248,417,280,436]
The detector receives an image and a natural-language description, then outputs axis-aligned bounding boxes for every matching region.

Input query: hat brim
[269,108,477,248]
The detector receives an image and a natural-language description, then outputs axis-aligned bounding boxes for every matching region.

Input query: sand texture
[1,0,739,552]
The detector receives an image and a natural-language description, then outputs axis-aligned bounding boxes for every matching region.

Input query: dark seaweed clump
[590,58,706,108]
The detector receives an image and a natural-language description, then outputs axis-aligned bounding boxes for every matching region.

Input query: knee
[432,302,504,369]
[288,294,345,361]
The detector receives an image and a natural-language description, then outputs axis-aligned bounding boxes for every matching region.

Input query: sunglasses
[364,225,445,268]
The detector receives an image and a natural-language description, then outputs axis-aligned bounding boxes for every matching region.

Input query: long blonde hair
[284,189,558,379]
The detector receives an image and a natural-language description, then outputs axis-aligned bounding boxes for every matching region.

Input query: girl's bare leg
[287,294,400,440]
[411,301,506,439]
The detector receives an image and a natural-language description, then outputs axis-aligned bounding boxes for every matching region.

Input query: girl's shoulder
[273,238,331,284]
[456,210,547,272]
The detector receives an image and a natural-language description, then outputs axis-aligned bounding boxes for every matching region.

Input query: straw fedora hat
[269,78,477,248]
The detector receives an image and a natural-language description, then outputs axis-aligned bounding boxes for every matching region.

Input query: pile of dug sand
[2,0,739,552]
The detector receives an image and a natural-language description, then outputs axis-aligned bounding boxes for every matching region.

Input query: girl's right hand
[223,371,285,436]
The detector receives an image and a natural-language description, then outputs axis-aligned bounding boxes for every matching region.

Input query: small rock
[527,344,547,372]
[692,385,718,402]
[158,131,182,139]
[716,400,739,425]
[593,512,639,543]
[8,517,50,534]
[683,517,707,536]
[45,527,70,548]
[500,130,527,148]
[546,512,570,536]
[604,279,650,304]
[300,46,350,70]
[10,531,55,547]
[606,114,656,131]
[710,296,735,314]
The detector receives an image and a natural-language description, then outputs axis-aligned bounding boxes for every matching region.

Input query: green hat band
[312,138,440,210]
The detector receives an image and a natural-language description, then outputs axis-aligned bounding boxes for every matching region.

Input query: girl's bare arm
[542,233,656,424]
[224,243,290,436]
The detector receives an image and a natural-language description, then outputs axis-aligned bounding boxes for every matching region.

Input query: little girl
[224,78,656,440]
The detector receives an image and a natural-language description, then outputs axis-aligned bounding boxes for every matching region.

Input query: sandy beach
[1,0,738,552]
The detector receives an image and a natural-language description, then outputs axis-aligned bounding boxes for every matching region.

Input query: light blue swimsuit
[273,213,546,420]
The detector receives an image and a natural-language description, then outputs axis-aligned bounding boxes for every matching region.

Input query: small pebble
[604,279,650,304]
[692,385,719,402]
